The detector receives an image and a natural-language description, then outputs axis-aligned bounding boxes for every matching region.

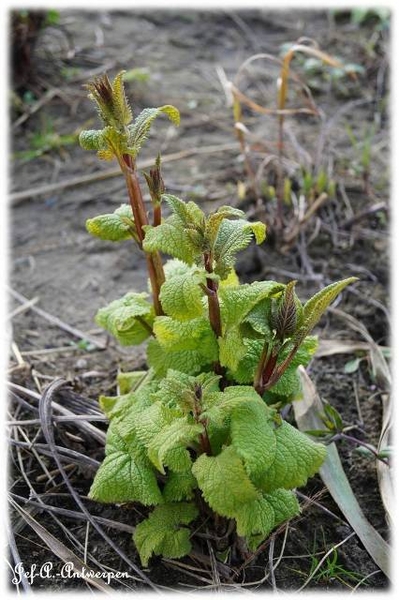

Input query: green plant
[79,71,356,567]
[292,529,368,588]
[306,402,390,466]
[345,123,376,195]
[14,117,78,162]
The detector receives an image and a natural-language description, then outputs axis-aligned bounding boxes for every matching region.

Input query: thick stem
[122,156,165,316]
[153,203,161,227]
[203,252,225,378]
[204,253,222,339]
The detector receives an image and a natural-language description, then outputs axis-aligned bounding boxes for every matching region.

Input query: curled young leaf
[271,280,302,340]
[86,204,136,242]
[79,129,105,151]
[128,105,180,154]
[95,292,154,345]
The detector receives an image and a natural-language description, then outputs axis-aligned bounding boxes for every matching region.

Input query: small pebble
[75,358,88,370]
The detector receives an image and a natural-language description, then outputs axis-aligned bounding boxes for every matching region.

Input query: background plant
[79,71,356,567]
[228,39,359,248]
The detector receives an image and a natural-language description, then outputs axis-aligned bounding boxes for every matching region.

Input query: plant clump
[79,71,356,567]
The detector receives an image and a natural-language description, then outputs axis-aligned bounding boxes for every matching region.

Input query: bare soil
[9,8,390,592]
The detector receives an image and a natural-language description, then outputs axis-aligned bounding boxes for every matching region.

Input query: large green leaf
[133,502,198,566]
[256,421,326,492]
[147,338,212,377]
[147,418,203,473]
[202,385,264,426]
[238,489,300,549]
[153,316,218,357]
[159,268,207,320]
[163,470,198,502]
[230,401,277,479]
[218,327,247,371]
[143,216,199,264]
[219,281,283,330]
[212,219,266,279]
[88,420,162,506]
[192,446,260,518]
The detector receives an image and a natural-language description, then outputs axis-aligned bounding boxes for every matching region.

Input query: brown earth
[8,8,390,592]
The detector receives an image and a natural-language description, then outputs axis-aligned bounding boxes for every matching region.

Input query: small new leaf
[133,502,198,566]
[95,292,154,345]
[79,129,105,151]
[271,280,300,339]
[147,418,203,474]
[296,277,358,344]
[86,204,136,242]
[213,219,266,279]
[128,105,180,154]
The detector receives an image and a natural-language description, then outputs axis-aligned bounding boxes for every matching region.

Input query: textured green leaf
[220,281,283,329]
[162,446,193,473]
[230,401,277,479]
[95,292,154,345]
[164,194,205,229]
[267,336,318,397]
[257,421,326,492]
[128,106,180,154]
[163,470,197,502]
[153,316,218,358]
[79,129,105,151]
[117,370,147,395]
[147,339,211,377]
[213,219,266,279]
[235,496,275,539]
[192,446,260,518]
[218,327,246,371]
[148,418,203,473]
[241,489,300,550]
[265,488,300,526]
[133,502,198,566]
[202,385,263,426]
[88,420,162,506]
[143,216,199,264]
[204,205,245,246]
[231,338,264,384]
[99,392,135,420]
[131,402,173,448]
[160,268,206,320]
[297,277,358,343]
[243,297,274,337]
[86,204,135,242]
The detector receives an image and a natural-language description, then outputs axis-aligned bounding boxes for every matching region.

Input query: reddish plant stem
[122,154,165,316]
[254,340,281,396]
[153,203,161,227]
[199,426,212,456]
[203,252,225,377]
[263,342,300,392]
[204,253,222,339]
